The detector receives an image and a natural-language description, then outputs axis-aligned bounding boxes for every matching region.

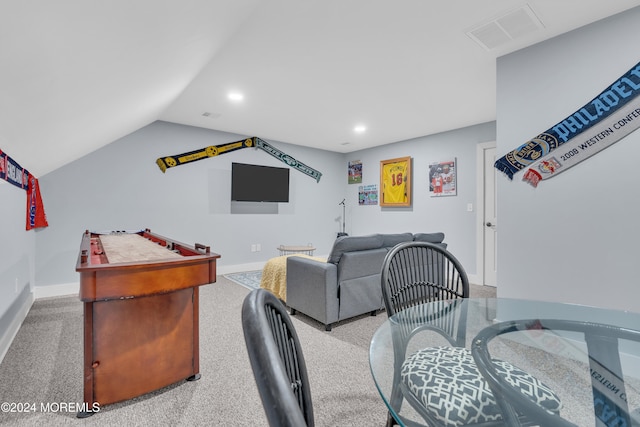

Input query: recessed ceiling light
[354,125,366,133]
[228,92,244,101]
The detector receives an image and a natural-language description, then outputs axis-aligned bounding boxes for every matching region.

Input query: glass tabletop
[369,298,640,427]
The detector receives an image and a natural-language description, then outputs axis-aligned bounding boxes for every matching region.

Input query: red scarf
[1,148,48,230]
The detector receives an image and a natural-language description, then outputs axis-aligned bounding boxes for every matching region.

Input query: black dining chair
[242,288,314,427]
[380,241,562,427]
[472,318,640,427]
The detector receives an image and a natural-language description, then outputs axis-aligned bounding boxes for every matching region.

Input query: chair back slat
[243,289,314,427]
[382,241,470,347]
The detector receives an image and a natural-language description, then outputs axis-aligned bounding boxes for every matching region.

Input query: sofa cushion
[336,248,389,282]
[327,234,384,264]
[413,232,445,243]
[380,232,414,248]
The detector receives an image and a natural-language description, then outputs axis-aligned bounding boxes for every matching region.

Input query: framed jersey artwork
[380,156,411,207]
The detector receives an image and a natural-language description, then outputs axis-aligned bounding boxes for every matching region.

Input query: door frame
[475,141,497,287]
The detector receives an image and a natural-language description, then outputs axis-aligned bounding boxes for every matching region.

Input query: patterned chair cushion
[401,346,562,426]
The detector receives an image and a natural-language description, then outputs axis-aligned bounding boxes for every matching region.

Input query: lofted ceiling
[1,0,639,177]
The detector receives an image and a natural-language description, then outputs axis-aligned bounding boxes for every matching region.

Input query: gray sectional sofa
[286,232,446,331]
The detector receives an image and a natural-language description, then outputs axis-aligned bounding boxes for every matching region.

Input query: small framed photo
[429,159,457,197]
[380,156,411,207]
[348,160,362,184]
[358,184,378,205]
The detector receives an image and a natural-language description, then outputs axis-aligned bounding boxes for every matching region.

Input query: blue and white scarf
[495,61,640,187]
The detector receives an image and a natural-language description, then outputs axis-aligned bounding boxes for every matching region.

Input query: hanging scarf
[0,149,48,230]
[156,137,254,172]
[522,100,640,187]
[156,136,323,181]
[495,61,640,184]
[254,137,322,182]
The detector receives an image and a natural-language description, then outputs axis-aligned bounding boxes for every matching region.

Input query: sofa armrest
[286,256,339,327]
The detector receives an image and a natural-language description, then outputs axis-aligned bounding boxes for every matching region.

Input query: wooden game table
[75,229,220,417]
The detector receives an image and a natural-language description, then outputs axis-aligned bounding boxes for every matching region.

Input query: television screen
[231,162,290,202]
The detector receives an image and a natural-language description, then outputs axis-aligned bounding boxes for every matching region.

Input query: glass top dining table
[369,298,640,427]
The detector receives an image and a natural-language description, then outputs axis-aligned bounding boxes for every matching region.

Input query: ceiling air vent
[466,4,544,51]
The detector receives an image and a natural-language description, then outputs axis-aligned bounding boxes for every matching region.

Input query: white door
[483,145,497,287]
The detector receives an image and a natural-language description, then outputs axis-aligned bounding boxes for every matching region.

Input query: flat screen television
[231,162,290,202]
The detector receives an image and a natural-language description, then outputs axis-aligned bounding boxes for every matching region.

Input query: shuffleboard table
[75,229,220,417]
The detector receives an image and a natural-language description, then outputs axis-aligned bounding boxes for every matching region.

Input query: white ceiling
[1,0,639,177]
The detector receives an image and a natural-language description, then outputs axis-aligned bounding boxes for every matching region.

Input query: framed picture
[429,159,457,197]
[380,156,411,207]
[358,184,378,205]
[348,160,362,184]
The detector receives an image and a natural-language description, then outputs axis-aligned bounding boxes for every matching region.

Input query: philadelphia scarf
[495,61,640,187]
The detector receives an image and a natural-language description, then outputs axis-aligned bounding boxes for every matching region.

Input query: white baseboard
[0,291,34,365]
[34,282,78,299]
[217,262,266,276]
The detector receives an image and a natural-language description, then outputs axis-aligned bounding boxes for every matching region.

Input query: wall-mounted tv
[231,162,290,202]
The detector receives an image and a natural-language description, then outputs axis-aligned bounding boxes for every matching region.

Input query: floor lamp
[337,199,348,237]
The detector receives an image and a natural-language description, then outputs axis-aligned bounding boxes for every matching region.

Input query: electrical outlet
[256,244,261,252]
[251,244,257,252]
[467,203,473,212]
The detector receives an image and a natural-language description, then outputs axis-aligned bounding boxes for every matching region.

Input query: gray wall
[0,116,498,348]
[5,5,638,344]
[0,183,35,313]
[344,122,496,276]
[496,7,640,313]
[35,122,345,286]
[32,120,491,289]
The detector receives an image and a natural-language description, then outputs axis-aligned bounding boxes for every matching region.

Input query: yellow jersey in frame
[382,160,408,204]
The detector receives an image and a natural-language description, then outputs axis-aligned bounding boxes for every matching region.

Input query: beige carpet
[0,278,495,426]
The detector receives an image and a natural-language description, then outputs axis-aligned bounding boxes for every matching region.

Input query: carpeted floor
[0,276,392,426]
[4,278,637,426]
[0,277,499,426]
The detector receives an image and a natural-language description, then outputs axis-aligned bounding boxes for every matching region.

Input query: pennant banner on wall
[156,136,322,181]
[495,61,640,184]
[0,149,49,230]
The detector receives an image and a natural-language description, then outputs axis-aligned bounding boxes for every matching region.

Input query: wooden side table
[277,245,315,256]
